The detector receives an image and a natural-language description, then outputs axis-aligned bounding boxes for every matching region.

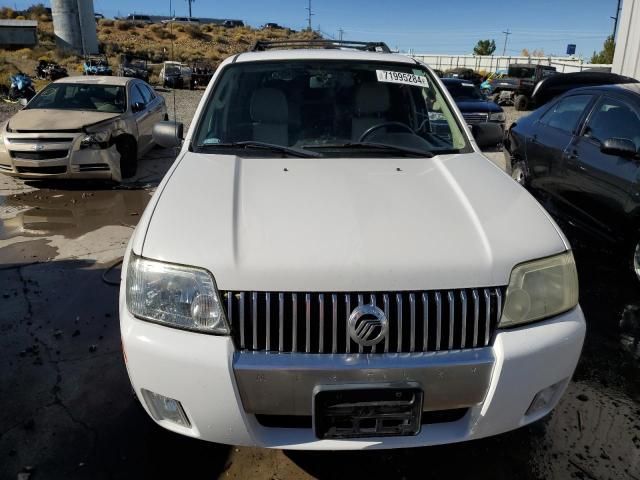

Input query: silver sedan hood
[141,152,567,291]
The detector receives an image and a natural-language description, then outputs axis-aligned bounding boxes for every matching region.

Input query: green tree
[473,39,496,56]
[590,35,615,64]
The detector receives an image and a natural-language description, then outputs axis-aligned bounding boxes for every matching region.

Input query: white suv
[120,41,585,449]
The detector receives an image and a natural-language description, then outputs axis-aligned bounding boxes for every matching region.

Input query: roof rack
[251,40,392,53]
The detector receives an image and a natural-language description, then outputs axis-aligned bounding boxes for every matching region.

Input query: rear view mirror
[472,122,504,148]
[153,121,184,148]
[600,138,638,158]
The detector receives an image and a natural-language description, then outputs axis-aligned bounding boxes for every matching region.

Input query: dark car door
[526,94,595,198]
[569,94,640,241]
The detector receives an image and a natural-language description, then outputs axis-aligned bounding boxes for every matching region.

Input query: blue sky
[13,0,615,57]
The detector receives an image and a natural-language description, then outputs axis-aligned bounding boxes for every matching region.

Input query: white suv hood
[141,152,567,291]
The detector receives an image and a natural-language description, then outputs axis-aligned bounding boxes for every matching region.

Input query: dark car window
[445,82,483,100]
[130,85,146,108]
[539,95,593,133]
[584,97,640,150]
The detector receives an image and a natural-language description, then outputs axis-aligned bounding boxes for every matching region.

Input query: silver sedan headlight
[500,251,579,328]
[126,254,229,334]
[80,129,111,149]
[489,112,506,122]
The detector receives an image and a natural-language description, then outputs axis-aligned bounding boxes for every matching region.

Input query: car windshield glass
[445,82,483,100]
[193,60,469,157]
[165,66,180,75]
[27,83,126,113]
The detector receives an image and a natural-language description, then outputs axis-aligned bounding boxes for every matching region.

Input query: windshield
[445,82,483,100]
[27,83,126,113]
[165,66,181,75]
[193,60,469,157]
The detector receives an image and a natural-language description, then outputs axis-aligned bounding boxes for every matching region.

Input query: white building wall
[613,0,640,79]
[409,54,610,74]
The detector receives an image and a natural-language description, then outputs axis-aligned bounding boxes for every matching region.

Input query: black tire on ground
[627,236,640,283]
[116,136,138,179]
[514,94,530,111]
[511,159,529,186]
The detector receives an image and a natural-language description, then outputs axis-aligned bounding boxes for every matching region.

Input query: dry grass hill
[0,4,320,88]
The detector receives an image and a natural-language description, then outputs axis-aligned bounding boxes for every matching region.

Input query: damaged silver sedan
[0,76,167,181]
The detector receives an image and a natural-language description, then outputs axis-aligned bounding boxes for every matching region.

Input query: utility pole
[611,0,622,39]
[186,0,195,18]
[338,28,344,41]
[502,29,511,56]
[306,0,314,31]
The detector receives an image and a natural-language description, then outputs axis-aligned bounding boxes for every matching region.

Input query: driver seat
[352,83,391,140]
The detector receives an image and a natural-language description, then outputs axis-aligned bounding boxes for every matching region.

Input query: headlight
[126,254,229,334]
[80,129,111,149]
[489,112,506,122]
[500,251,579,328]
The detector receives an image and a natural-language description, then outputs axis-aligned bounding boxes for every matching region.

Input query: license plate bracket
[313,385,423,439]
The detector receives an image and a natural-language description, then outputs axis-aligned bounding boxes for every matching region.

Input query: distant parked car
[263,22,284,29]
[162,17,200,25]
[504,83,640,278]
[125,14,153,24]
[442,78,505,138]
[118,55,150,82]
[83,55,112,76]
[160,61,193,89]
[490,64,557,111]
[94,13,105,20]
[222,19,244,28]
[35,60,68,81]
[0,77,167,181]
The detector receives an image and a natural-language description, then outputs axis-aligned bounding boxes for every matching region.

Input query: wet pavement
[1,102,639,479]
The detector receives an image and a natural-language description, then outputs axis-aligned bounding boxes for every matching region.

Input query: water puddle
[0,187,152,241]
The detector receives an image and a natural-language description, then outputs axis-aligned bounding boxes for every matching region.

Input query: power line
[501,29,512,56]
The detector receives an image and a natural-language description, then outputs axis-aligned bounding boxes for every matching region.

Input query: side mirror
[472,122,504,148]
[600,138,638,158]
[153,121,184,148]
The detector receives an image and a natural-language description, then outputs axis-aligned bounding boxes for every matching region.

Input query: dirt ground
[1,91,639,480]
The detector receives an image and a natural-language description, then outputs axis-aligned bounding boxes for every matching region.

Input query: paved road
[1,93,639,479]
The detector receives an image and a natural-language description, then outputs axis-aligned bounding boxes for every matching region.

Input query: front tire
[514,94,530,111]
[511,159,529,186]
[116,136,138,179]
[630,238,640,282]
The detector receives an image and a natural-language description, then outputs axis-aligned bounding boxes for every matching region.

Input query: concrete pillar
[613,0,640,79]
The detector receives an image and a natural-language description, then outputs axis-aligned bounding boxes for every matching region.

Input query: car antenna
[169,0,177,124]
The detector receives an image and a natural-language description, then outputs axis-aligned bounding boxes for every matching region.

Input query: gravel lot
[2,90,638,480]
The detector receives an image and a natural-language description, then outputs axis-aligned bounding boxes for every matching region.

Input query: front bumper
[120,303,585,450]
[0,132,122,181]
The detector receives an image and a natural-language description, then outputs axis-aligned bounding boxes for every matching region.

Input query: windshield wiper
[302,142,434,157]
[197,141,320,158]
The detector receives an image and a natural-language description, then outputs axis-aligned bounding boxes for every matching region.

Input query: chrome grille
[462,113,489,124]
[223,288,506,354]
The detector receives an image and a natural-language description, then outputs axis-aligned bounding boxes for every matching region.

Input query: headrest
[250,87,288,123]
[355,83,390,115]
